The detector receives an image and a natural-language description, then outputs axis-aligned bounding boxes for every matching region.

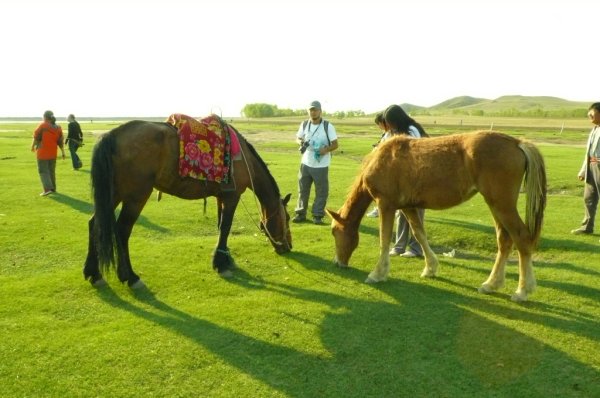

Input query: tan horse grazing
[327,131,546,302]
[84,119,292,288]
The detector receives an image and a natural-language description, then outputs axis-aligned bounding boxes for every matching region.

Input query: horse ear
[326,209,344,224]
[282,193,291,206]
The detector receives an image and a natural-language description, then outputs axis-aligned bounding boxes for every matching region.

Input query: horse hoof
[511,290,528,302]
[420,270,436,278]
[219,270,234,279]
[478,286,492,294]
[91,278,107,287]
[364,277,384,284]
[130,279,146,289]
[335,262,349,269]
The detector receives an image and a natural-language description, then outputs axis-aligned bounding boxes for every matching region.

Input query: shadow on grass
[95,270,600,396]
[49,192,168,233]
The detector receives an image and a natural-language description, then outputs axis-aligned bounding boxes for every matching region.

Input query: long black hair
[383,104,428,137]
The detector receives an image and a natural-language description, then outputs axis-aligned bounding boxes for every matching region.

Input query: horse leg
[478,218,511,294]
[83,215,107,287]
[486,206,536,302]
[403,208,439,278]
[115,196,152,289]
[213,192,240,277]
[365,206,396,283]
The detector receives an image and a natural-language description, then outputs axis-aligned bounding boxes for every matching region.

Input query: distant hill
[429,96,488,110]
[402,95,591,117]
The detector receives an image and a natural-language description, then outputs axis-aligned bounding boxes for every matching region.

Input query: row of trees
[241,103,365,118]
[243,103,589,119]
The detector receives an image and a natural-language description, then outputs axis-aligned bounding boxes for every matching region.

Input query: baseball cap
[309,100,321,110]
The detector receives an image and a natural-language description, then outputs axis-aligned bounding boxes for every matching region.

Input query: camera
[299,140,310,154]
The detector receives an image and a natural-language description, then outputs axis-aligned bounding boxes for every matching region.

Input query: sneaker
[39,190,52,196]
[366,208,379,218]
[571,227,593,235]
[292,215,306,223]
[389,248,403,256]
[400,250,419,258]
[313,217,324,225]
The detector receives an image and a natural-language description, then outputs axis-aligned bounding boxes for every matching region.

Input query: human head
[68,114,76,122]
[383,104,412,133]
[308,100,322,122]
[588,102,600,126]
[374,112,387,131]
[43,110,56,125]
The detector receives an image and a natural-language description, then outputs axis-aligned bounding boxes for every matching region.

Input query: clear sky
[1,0,596,118]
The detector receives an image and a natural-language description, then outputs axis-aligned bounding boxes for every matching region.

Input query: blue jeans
[68,140,82,169]
[393,209,424,255]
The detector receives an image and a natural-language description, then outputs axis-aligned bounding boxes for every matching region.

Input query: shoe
[400,250,419,258]
[292,215,306,223]
[571,227,593,235]
[389,248,403,256]
[366,208,379,218]
[313,217,324,225]
[39,190,52,196]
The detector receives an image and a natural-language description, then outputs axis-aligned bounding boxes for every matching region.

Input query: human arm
[31,124,43,152]
[58,132,66,159]
[319,139,338,156]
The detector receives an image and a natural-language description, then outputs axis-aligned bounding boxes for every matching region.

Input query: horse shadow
[49,192,168,233]
[96,266,600,396]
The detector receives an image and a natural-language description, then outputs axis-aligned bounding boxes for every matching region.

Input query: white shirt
[296,120,338,168]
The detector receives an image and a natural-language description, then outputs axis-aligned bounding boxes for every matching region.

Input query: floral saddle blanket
[166,113,241,183]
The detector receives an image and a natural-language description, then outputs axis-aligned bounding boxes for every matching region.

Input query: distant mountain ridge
[400,95,591,116]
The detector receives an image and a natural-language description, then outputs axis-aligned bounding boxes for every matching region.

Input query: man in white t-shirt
[293,100,339,225]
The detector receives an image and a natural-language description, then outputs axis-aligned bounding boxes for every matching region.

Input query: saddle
[166,113,240,189]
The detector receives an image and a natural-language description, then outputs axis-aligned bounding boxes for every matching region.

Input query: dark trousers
[68,141,82,169]
[581,162,600,232]
[295,164,329,218]
[37,159,57,191]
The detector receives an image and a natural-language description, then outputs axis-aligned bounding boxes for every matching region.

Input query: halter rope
[238,142,287,247]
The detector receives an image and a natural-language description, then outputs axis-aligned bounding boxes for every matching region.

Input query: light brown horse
[327,131,546,302]
[83,119,292,288]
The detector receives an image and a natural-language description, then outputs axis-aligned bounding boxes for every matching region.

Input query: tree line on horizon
[243,101,589,119]
[241,103,365,119]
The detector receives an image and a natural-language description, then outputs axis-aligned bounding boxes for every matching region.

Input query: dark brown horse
[327,131,546,302]
[83,119,292,288]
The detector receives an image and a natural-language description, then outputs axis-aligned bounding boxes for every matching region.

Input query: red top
[33,121,63,160]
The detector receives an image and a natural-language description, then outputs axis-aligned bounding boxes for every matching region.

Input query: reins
[238,142,288,248]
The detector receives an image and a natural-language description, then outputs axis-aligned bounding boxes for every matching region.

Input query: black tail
[91,132,119,275]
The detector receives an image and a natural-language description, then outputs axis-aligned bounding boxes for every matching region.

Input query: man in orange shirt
[31,110,65,196]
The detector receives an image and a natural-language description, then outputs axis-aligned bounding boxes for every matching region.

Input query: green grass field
[0,118,599,397]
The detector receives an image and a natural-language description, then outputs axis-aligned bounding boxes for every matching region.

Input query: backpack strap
[303,119,331,145]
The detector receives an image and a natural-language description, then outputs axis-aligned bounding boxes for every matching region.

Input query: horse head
[261,193,292,254]
[326,209,359,268]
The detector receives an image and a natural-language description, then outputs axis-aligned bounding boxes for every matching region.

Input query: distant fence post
[490,122,494,131]
[560,122,564,134]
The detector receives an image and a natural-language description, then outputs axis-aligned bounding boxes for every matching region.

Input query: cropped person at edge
[571,102,600,241]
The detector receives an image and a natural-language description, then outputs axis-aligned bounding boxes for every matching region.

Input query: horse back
[363,131,527,210]
[107,121,180,193]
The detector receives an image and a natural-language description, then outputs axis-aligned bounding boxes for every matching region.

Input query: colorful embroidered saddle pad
[166,113,240,183]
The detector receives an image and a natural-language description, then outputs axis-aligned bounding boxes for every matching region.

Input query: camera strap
[304,120,325,144]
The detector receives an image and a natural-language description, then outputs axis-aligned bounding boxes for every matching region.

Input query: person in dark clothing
[66,114,83,169]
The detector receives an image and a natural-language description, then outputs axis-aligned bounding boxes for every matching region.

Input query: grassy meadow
[0,117,599,397]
